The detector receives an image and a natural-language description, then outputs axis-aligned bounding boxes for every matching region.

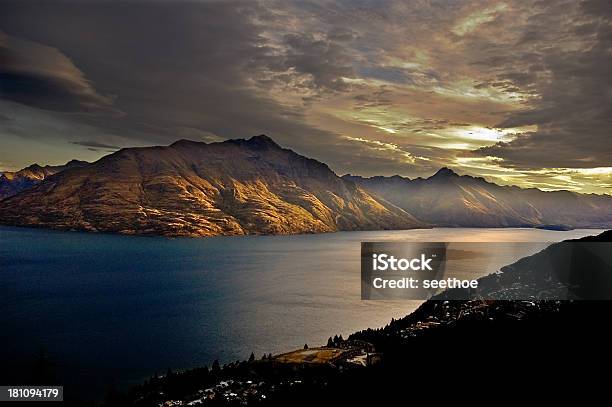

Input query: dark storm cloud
[474,0,612,168]
[581,0,612,16]
[0,31,116,113]
[356,66,414,85]
[280,32,354,92]
[0,0,610,192]
[70,140,120,151]
[353,86,393,109]
[0,0,348,152]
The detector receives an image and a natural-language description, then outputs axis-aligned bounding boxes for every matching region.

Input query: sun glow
[453,126,514,142]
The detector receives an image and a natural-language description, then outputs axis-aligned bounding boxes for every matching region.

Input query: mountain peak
[24,163,44,171]
[0,136,425,235]
[171,138,201,147]
[431,167,458,178]
[65,159,88,167]
[246,134,280,149]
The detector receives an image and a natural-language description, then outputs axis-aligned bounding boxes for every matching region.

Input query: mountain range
[1,135,611,236]
[0,136,422,236]
[0,160,88,200]
[344,169,612,229]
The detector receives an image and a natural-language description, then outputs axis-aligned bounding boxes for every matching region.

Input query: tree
[304,343,309,349]
[327,337,334,347]
[211,359,220,374]
[248,352,255,363]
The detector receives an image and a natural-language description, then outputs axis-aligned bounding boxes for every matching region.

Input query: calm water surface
[0,226,603,396]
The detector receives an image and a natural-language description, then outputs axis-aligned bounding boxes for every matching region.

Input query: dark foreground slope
[0,136,423,236]
[102,230,612,406]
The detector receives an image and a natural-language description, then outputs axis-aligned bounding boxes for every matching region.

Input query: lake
[0,226,603,399]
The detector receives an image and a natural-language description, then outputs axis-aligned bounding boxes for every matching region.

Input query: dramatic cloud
[473,0,612,169]
[70,140,120,151]
[0,30,117,113]
[0,0,610,193]
[0,1,338,146]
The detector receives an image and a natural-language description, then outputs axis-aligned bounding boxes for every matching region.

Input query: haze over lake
[0,226,602,396]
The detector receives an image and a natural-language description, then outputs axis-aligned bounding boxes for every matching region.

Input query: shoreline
[2,223,608,241]
[3,228,609,405]
[107,229,611,406]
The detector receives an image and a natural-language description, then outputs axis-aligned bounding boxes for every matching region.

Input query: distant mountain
[344,168,612,228]
[0,136,424,236]
[0,160,89,200]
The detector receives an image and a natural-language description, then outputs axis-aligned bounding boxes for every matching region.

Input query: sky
[0,0,611,194]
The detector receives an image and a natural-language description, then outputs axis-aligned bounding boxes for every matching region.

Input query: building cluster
[398,300,564,339]
[159,378,272,406]
[156,340,380,406]
[335,340,381,367]
[474,264,577,300]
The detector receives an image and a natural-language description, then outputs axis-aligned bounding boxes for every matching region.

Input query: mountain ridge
[346,167,611,197]
[0,135,425,236]
[2,136,611,235]
[0,159,89,200]
[343,169,612,228]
